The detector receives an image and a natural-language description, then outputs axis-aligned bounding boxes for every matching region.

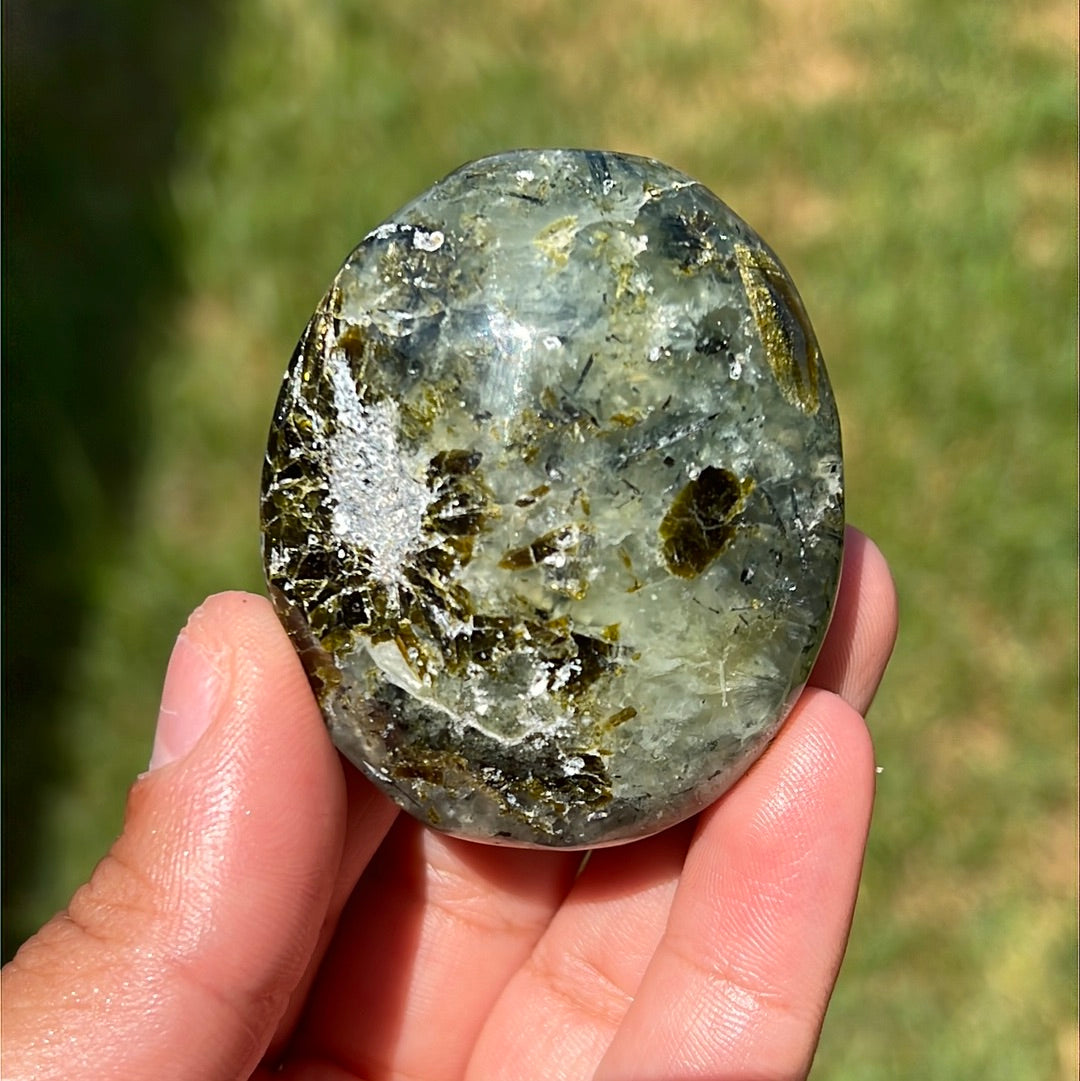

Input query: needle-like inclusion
[261,150,844,848]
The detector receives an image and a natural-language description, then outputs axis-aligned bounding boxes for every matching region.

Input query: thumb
[1,592,346,1081]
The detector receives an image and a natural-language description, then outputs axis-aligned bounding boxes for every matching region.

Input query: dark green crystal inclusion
[261,150,844,848]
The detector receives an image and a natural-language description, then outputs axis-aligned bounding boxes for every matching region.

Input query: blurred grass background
[3,1,1076,1077]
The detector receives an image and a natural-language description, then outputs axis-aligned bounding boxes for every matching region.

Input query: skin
[2,526,897,1081]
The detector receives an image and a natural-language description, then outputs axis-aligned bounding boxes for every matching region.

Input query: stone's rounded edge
[409,147,692,201]
[260,148,845,850]
[265,583,344,706]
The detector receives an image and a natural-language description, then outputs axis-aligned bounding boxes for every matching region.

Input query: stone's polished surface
[261,150,844,848]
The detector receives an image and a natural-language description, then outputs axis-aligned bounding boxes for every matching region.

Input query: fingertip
[147,587,346,956]
[148,591,289,767]
[847,527,899,655]
[137,586,349,1016]
[811,526,899,714]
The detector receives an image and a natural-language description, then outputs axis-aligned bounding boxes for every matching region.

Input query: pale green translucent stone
[261,150,844,848]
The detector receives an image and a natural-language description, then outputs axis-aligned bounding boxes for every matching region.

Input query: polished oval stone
[261,150,844,848]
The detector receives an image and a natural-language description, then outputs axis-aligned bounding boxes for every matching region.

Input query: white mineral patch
[326,350,432,584]
[412,228,445,252]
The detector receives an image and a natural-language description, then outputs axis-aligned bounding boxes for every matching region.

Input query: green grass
[4,1,1076,1077]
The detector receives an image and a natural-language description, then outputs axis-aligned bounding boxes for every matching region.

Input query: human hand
[2,526,897,1081]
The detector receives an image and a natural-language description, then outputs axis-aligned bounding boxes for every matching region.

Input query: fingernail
[149,629,221,770]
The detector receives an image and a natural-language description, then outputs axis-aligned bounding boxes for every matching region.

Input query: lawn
[3,1,1076,1077]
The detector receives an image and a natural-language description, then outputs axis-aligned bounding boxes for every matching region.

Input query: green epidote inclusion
[261,149,844,847]
[659,466,754,579]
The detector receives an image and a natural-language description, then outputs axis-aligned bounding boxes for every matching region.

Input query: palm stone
[261,149,844,848]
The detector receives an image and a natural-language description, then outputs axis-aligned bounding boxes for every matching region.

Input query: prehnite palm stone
[261,150,843,848]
